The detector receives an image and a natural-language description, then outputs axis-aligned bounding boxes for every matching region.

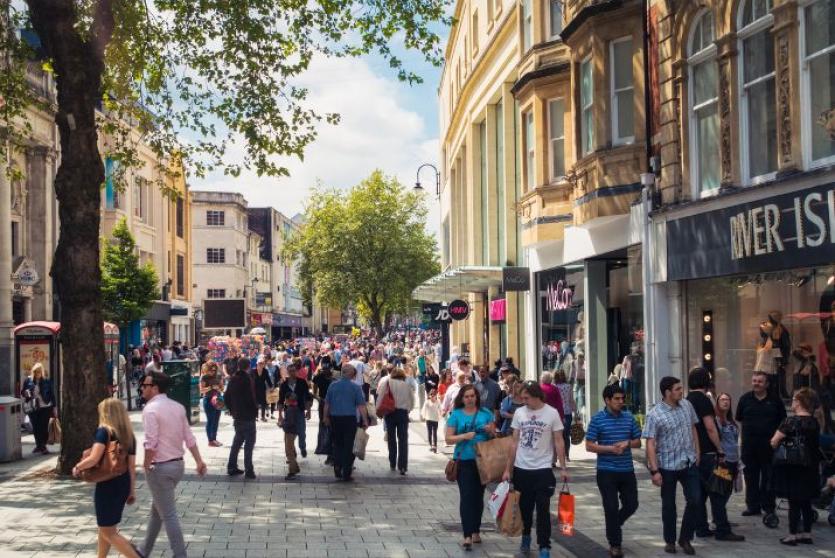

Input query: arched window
[738,0,776,183]
[801,0,835,167]
[688,11,720,196]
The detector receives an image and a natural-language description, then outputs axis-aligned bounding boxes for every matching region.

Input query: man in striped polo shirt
[586,383,642,558]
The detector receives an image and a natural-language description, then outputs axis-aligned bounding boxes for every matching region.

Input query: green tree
[284,170,439,334]
[0,0,448,473]
[101,218,159,328]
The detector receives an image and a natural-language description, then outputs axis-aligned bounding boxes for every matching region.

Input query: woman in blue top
[445,384,496,550]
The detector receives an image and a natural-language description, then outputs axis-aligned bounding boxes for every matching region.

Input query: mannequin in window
[621,343,642,412]
[767,311,792,400]
[754,322,780,400]
[792,343,820,392]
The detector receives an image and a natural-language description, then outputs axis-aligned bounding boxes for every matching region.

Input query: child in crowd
[422,389,441,452]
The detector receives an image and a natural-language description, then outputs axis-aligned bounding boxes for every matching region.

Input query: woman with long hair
[200,361,223,446]
[438,369,454,397]
[21,362,56,454]
[445,384,496,550]
[377,366,415,474]
[553,370,575,460]
[715,393,741,515]
[72,399,141,558]
[771,388,821,545]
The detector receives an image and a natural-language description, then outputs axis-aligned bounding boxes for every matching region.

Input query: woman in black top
[253,359,273,422]
[771,387,821,545]
[73,398,141,558]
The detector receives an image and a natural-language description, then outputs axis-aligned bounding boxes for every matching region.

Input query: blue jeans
[203,397,221,442]
[660,465,701,544]
[384,409,409,471]
[297,414,307,453]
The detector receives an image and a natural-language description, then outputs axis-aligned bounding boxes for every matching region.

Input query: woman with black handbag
[72,398,142,558]
[770,388,821,545]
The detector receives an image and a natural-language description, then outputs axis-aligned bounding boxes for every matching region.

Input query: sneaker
[520,535,531,552]
[227,468,244,476]
[244,471,256,479]
[538,549,550,558]
[715,532,745,542]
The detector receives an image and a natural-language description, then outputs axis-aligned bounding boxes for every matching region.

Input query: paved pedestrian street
[0,411,833,558]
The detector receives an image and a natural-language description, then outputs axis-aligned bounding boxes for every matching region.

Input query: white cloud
[193,55,442,240]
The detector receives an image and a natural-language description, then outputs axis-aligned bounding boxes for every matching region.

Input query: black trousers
[596,470,639,547]
[426,420,438,447]
[788,499,814,534]
[384,409,409,471]
[513,467,556,550]
[742,447,776,514]
[696,454,733,536]
[30,407,52,448]
[227,419,256,474]
[456,460,485,537]
[660,465,701,544]
[330,416,358,479]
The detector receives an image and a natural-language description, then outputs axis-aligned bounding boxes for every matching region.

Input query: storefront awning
[412,266,504,302]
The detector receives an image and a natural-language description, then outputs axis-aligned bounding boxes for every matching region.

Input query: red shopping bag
[557,482,575,536]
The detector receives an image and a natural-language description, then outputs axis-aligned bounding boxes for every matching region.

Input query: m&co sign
[546,280,573,312]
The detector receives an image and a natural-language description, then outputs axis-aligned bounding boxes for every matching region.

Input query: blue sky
[194,37,447,238]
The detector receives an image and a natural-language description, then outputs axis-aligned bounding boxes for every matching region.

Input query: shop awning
[412,266,504,302]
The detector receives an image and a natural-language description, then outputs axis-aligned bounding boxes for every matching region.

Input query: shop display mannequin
[754,321,782,400]
[570,351,586,417]
[767,311,792,400]
[621,343,643,412]
[792,343,820,392]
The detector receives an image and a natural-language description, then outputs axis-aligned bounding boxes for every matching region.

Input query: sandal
[472,535,482,544]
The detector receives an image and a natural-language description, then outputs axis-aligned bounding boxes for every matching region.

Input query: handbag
[569,413,585,445]
[445,414,477,482]
[47,417,62,446]
[375,382,396,418]
[79,430,128,483]
[315,424,332,455]
[476,436,514,484]
[772,420,811,467]
[706,465,733,496]
[557,482,575,536]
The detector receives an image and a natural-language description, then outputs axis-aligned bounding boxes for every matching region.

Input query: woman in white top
[377,367,415,474]
[421,389,442,452]
[502,381,568,558]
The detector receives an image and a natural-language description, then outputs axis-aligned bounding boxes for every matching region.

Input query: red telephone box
[14,321,120,409]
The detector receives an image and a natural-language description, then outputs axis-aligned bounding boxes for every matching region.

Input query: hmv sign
[545,280,574,311]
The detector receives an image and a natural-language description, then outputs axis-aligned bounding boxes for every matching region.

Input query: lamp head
[414,181,424,191]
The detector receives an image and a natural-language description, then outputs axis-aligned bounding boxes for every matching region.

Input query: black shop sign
[667,181,835,281]
[448,300,470,321]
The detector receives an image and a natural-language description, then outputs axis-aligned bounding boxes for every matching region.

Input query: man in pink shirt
[139,371,207,558]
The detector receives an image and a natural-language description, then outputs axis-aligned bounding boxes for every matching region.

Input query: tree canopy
[101,217,159,326]
[284,170,439,332]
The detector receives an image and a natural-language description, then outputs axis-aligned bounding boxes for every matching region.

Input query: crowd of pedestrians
[27,326,832,558]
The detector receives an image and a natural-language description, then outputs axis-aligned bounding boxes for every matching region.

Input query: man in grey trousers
[139,371,207,557]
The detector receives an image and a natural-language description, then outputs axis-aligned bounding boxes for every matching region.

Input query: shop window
[738,0,776,184]
[522,0,533,51]
[688,10,720,196]
[206,210,224,226]
[801,0,835,167]
[548,98,566,179]
[206,248,225,264]
[524,110,535,191]
[580,56,594,156]
[207,288,225,299]
[610,37,635,145]
[536,266,585,376]
[548,0,562,39]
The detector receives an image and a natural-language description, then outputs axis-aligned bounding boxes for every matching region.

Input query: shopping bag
[557,482,575,536]
[266,388,279,405]
[487,480,511,521]
[315,424,332,455]
[476,436,514,484]
[353,428,370,460]
[706,466,733,497]
[498,490,523,537]
[47,417,61,446]
[569,414,585,445]
[366,402,379,426]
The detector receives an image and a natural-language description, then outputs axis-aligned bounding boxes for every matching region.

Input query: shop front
[666,180,835,409]
[272,312,303,341]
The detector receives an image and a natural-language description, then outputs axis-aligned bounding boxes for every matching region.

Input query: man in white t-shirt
[502,381,568,558]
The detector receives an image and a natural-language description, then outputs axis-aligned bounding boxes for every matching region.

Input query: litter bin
[0,396,23,462]
[162,360,200,425]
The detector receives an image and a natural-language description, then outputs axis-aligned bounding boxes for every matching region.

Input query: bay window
[548,98,566,179]
[525,110,536,191]
[580,57,594,156]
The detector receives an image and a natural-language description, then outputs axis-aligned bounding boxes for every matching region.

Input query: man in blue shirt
[323,364,369,481]
[586,383,642,558]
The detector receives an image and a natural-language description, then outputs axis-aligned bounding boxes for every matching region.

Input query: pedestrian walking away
[377,366,415,474]
[72,398,141,558]
[199,361,223,446]
[735,371,786,523]
[686,367,745,542]
[643,376,701,555]
[138,371,208,558]
[770,388,821,546]
[323,364,369,481]
[502,381,568,558]
[554,370,576,461]
[445,384,496,551]
[224,357,259,479]
[278,363,312,479]
[586,384,641,558]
